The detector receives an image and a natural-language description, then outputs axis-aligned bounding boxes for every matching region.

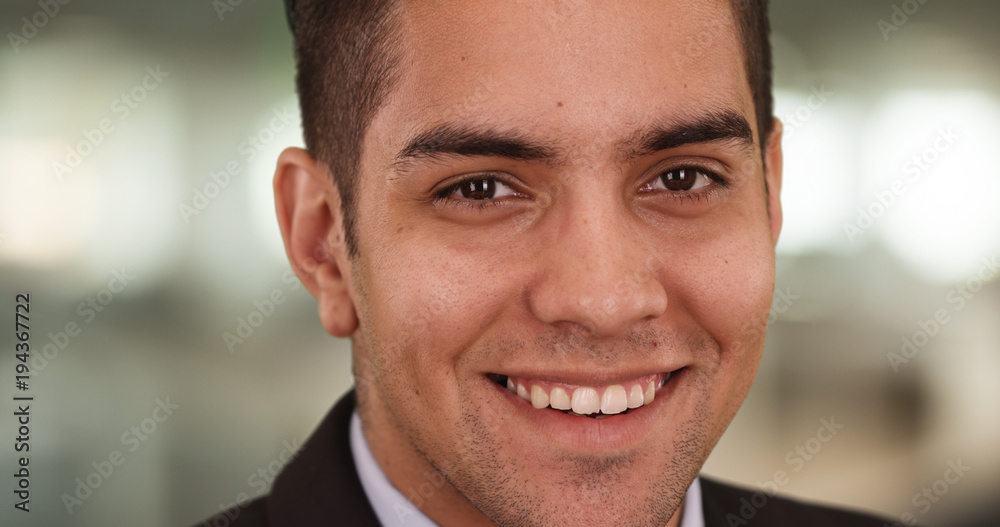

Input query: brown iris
[660,168,699,191]
[459,179,496,199]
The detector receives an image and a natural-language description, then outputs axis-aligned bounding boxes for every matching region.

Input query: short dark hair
[287,0,773,261]
[730,0,775,160]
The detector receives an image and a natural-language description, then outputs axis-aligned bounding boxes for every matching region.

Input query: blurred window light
[859,91,1000,283]
[774,88,859,255]
[248,97,304,266]
[0,100,184,291]
[0,140,97,266]
[0,26,184,292]
[81,98,184,289]
[191,97,304,301]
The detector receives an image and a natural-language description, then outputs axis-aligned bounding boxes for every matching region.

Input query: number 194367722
[15,294,30,390]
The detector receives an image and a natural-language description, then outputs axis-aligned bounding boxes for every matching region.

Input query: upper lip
[491,365,684,387]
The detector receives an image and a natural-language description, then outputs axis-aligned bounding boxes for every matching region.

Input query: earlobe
[274,147,359,338]
[315,260,359,337]
[764,118,784,246]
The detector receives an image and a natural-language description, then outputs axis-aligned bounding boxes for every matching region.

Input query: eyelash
[642,166,731,205]
[432,165,729,211]
[431,174,523,212]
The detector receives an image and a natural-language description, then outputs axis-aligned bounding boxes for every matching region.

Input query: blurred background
[1,0,998,525]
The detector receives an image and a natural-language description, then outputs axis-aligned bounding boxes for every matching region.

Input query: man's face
[340,1,781,525]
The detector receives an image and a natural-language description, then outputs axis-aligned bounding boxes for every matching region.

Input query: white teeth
[506,374,670,415]
[627,384,644,409]
[571,387,600,415]
[517,383,530,401]
[600,385,628,415]
[550,387,572,410]
[530,385,550,409]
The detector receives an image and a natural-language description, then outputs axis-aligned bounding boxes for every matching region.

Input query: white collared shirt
[350,410,705,527]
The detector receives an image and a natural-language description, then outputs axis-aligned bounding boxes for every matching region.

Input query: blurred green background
[1,0,999,525]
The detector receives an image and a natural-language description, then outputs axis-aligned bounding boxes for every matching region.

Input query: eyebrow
[391,108,754,175]
[392,125,562,175]
[623,109,755,160]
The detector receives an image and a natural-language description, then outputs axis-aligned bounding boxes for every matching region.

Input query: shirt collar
[681,473,705,527]
[350,409,705,527]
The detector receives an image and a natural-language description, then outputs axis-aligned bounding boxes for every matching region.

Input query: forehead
[372,0,753,160]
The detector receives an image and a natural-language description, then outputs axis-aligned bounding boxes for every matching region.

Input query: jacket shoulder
[188,390,381,527]
[700,476,895,527]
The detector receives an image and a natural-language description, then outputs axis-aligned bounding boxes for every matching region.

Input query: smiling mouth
[488,372,674,419]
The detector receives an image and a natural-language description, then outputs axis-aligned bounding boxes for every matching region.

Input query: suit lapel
[268,390,382,526]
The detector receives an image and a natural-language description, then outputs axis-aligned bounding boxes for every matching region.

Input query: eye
[645,167,717,192]
[434,174,526,210]
[436,175,523,203]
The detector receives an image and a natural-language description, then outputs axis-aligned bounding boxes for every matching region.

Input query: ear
[274,147,359,338]
[763,117,784,246]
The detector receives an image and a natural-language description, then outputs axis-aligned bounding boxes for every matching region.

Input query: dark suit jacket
[196,390,893,526]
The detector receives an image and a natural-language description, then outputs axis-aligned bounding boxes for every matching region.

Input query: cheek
[659,228,773,437]
[360,236,511,394]
[674,227,775,373]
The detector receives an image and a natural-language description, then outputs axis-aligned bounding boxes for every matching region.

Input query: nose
[528,195,668,339]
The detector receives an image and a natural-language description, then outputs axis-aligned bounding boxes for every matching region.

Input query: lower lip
[486,371,681,451]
